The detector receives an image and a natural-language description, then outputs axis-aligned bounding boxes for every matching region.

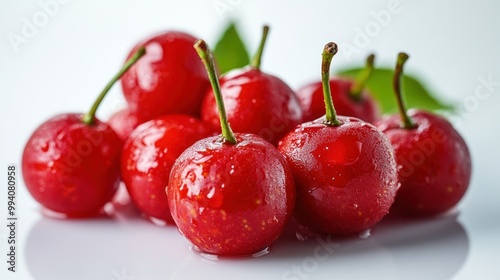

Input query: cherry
[167,40,295,256]
[296,54,380,123]
[22,47,146,217]
[108,108,148,143]
[278,43,398,235]
[201,26,303,145]
[121,114,212,224]
[121,31,210,119]
[376,53,472,216]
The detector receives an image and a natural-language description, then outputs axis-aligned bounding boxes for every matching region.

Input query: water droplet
[147,216,167,227]
[310,188,325,200]
[296,231,309,241]
[206,187,215,199]
[359,229,371,239]
[252,247,270,258]
[199,252,219,261]
[192,155,213,164]
[318,140,362,165]
[424,176,430,183]
[40,142,49,152]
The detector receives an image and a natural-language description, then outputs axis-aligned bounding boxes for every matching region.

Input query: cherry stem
[82,47,146,125]
[321,42,342,126]
[350,53,375,100]
[194,39,237,144]
[249,25,270,70]
[393,52,415,129]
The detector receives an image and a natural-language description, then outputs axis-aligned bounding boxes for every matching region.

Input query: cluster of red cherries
[22,26,472,256]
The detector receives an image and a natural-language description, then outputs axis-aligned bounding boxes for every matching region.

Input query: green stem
[321,42,342,126]
[82,46,146,125]
[194,39,237,144]
[393,52,416,129]
[350,53,375,100]
[249,25,270,70]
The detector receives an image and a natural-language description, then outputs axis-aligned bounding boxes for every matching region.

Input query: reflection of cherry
[278,43,398,235]
[296,54,380,123]
[121,115,212,224]
[22,48,145,217]
[375,211,469,280]
[201,26,302,145]
[167,40,295,256]
[25,216,188,280]
[121,31,210,119]
[25,217,125,280]
[377,53,472,216]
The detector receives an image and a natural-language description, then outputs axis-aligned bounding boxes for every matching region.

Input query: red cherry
[167,40,295,256]
[376,53,472,216]
[22,47,146,217]
[278,43,398,234]
[201,26,302,145]
[108,108,148,143]
[296,54,380,123]
[121,31,210,119]
[169,133,295,255]
[121,115,212,224]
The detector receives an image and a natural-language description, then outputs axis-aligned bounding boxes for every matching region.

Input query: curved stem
[82,46,146,125]
[350,53,375,100]
[249,25,270,70]
[393,52,415,129]
[321,42,342,126]
[194,39,237,144]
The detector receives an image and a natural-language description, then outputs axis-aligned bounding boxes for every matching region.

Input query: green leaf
[213,22,250,75]
[337,67,454,114]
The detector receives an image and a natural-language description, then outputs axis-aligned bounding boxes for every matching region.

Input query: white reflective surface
[22,204,471,280]
[1,1,500,279]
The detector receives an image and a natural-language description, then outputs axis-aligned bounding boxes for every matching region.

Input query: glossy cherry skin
[121,115,212,223]
[201,67,303,145]
[278,116,398,235]
[108,108,148,143]
[376,109,472,216]
[121,31,210,119]
[22,113,121,217]
[296,78,380,123]
[167,133,296,256]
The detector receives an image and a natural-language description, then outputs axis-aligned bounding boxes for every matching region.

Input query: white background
[1,0,500,279]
